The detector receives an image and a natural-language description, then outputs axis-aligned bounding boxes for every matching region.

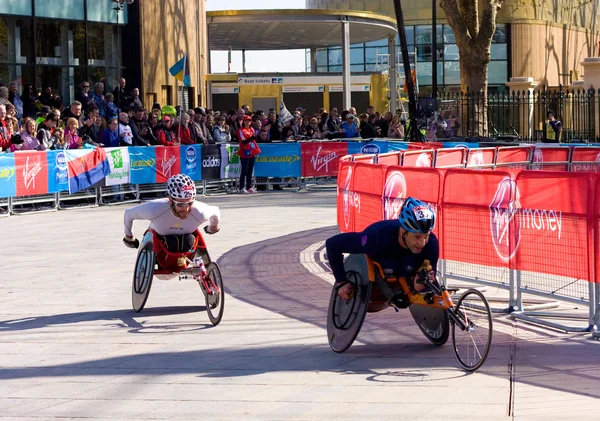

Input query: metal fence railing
[430,87,598,142]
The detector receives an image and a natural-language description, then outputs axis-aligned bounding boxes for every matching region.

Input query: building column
[310,47,317,72]
[242,49,247,73]
[388,35,397,113]
[505,77,538,139]
[341,19,351,111]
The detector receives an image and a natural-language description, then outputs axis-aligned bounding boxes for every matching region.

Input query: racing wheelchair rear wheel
[327,254,372,353]
[203,262,225,326]
[132,241,155,313]
[410,304,450,346]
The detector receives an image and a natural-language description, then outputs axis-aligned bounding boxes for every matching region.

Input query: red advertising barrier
[402,150,434,167]
[530,146,570,172]
[495,146,533,170]
[408,142,443,150]
[596,177,600,284]
[301,142,348,177]
[353,163,386,232]
[514,171,591,281]
[14,151,49,197]
[442,169,514,269]
[376,151,402,166]
[571,147,600,173]
[434,148,466,168]
[466,148,496,170]
[337,161,355,233]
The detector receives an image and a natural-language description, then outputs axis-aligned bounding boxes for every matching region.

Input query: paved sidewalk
[0,190,599,420]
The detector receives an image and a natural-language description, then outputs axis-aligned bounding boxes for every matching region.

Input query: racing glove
[123,236,140,249]
[204,225,220,235]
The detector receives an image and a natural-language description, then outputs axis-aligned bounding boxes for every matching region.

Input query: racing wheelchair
[131,228,224,325]
[327,254,493,371]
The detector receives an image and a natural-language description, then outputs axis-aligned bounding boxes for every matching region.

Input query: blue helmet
[399,197,436,234]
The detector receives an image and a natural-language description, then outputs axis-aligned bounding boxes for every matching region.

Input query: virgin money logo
[161,150,177,178]
[489,178,521,260]
[23,156,42,190]
[382,171,406,220]
[310,146,337,172]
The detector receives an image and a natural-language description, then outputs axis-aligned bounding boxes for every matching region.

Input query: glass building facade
[0,0,129,105]
[308,24,509,91]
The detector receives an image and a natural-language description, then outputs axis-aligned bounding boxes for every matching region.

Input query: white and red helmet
[167,174,196,200]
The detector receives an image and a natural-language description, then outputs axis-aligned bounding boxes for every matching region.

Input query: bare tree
[440,0,505,135]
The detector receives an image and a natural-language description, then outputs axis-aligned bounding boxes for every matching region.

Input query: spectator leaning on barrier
[176,113,195,145]
[128,106,150,146]
[237,115,261,194]
[64,118,83,149]
[0,105,10,152]
[359,113,380,139]
[341,114,360,138]
[212,114,231,144]
[36,112,58,150]
[325,107,343,139]
[132,106,157,145]
[78,105,101,146]
[545,110,562,143]
[21,117,43,151]
[154,115,177,146]
[101,118,119,148]
[8,82,23,119]
[387,114,405,139]
[118,112,133,146]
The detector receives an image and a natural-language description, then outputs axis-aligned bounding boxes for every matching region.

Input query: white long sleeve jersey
[123,198,220,237]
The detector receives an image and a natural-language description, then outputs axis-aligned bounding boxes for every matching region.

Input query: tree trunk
[460,49,490,136]
[440,0,504,137]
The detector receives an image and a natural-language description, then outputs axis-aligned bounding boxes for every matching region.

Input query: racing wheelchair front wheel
[202,262,225,326]
[451,289,493,371]
[327,268,372,353]
[131,241,155,313]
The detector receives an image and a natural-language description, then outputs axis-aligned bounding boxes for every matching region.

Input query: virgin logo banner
[14,151,48,197]
[301,142,347,177]
[338,164,598,283]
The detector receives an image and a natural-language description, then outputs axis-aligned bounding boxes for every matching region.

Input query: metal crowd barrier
[58,189,99,210]
[9,193,58,215]
[137,183,168,199]
[99,184,139,205]
[0,197,9,217]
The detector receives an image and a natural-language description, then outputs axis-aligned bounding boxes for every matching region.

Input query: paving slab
[1,190,599,420]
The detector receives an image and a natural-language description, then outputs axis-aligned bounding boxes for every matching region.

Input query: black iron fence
[423,87,597,142]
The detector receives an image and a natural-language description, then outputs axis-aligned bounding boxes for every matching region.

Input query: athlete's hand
[337,282,356,300]
[204,225,220,235]
[123,235,139,249]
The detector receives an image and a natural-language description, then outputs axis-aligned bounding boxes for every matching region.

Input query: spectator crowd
[0,77,454,155]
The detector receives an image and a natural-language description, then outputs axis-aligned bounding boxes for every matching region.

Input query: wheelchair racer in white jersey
[123,174,220,251]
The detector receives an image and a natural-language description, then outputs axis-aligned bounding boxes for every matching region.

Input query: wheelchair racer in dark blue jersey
[326,197,438,302]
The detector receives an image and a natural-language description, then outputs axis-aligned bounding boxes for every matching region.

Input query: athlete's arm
[192,202,221,232]
[325,229,379,284]
[123,200,165,237]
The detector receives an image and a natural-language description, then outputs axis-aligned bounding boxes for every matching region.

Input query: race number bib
[413,205,433,221]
